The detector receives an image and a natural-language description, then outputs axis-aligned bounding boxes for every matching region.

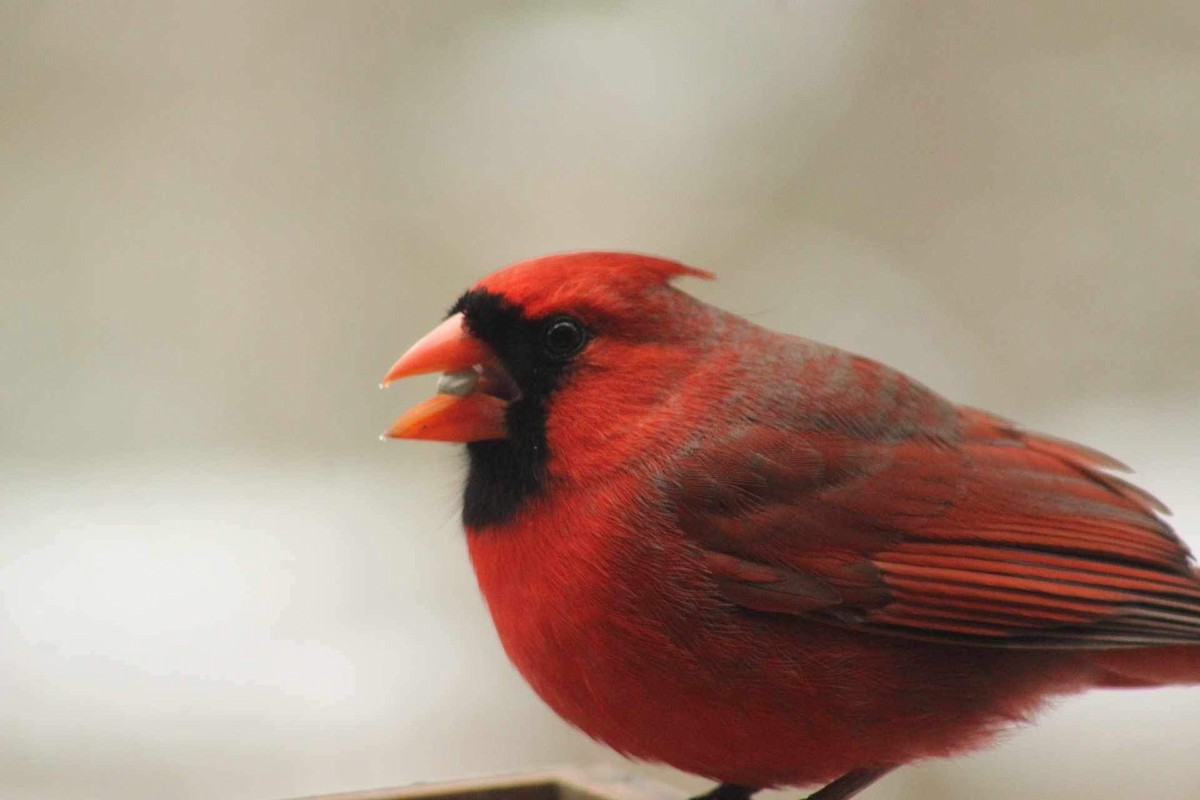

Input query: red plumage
[384,252,1199,798]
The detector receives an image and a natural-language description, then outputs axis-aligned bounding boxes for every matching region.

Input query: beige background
[3,2,1199,799]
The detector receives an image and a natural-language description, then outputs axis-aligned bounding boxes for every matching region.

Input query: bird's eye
[541,316,588,360]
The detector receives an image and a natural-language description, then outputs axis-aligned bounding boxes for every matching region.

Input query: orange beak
[380,313,510,442]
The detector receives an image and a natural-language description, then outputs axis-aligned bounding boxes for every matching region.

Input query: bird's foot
[801,766,893,800]
[689,784,759,800]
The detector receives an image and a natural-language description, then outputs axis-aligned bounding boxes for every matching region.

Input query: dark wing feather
[669,362,1200,649]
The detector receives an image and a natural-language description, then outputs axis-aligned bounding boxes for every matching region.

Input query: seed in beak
[436,368,481,397]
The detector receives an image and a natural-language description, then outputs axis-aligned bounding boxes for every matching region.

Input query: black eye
[541,316,588,360]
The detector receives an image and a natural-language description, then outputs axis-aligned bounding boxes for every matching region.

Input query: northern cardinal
[381,252,1199,800]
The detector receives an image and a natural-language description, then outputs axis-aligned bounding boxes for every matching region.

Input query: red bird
[381,252,1200,800]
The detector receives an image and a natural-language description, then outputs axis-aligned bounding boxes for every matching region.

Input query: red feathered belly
[466,521,1095,788]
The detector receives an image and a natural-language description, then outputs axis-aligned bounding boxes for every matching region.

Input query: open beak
[379,313,513,442]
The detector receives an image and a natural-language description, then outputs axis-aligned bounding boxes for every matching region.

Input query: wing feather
[670,371,1199,649]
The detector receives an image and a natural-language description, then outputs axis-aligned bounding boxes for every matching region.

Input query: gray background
[3,2,1198,799]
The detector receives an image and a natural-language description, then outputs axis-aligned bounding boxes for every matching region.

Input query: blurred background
[3,2,1199,799]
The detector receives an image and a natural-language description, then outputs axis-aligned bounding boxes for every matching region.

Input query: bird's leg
[801,766,894,800]
[688,784,759,800]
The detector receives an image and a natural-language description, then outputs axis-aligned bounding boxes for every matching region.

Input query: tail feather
[1092,642,1200,688]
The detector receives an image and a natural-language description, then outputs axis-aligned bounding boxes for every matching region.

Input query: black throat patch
[448,289,578,529]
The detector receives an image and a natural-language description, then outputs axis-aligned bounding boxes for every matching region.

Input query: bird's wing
[668,360,1200,649]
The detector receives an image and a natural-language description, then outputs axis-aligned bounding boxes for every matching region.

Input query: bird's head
[381,251,714,527]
